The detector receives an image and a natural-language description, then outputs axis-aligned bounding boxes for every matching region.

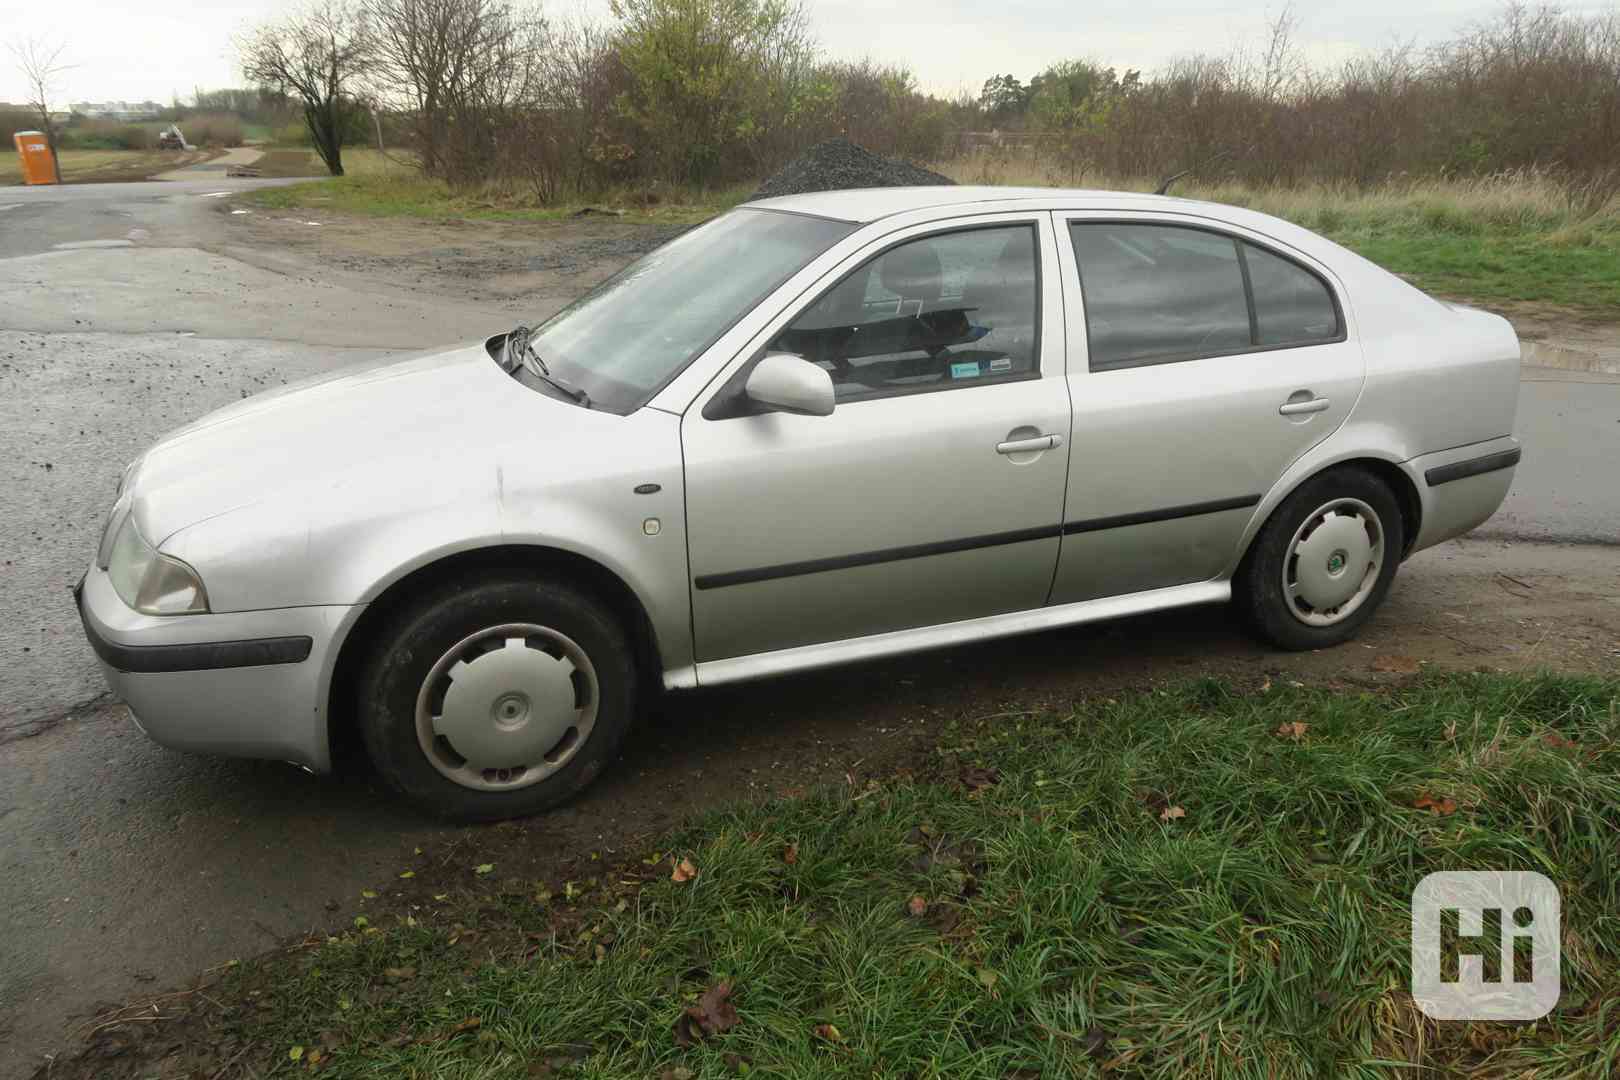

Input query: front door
[1050,213,1366,603]
[682,216,1071,663]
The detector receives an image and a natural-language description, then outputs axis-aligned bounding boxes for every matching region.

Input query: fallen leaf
[961,765,1001,794]
[360,890,377,899]
[383,966,416,981]
[1160,805,1186,822]
[977,968,999,991]
[783,843,799,865]
[671,857,698,883]
[1371,654,1421,674]
[289,1046,305,1062]
[474,864,494,875]
[813,1023,844,1044]
[1412,793,1459,815]
[907,895,928,917]
[399,871,415,879]
[352,916,368,928]
[1275,721,1309,740]
[673,982,740,1046]
[433,893,449,902]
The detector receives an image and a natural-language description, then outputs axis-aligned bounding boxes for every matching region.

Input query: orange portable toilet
[13,131,59,185]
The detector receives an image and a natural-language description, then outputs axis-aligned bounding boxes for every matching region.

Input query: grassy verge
[945,155,1620,316]
[62,673,1619,1079]
[0,148,219,186]
[246,150,748,226]
[246,153,1620,316]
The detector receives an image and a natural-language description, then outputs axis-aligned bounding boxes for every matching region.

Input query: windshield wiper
[504,325,591,409]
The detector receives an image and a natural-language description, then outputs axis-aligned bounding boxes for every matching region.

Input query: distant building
[70,100,162,122]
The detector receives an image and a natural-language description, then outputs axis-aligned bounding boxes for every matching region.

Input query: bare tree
[238,2,371,176]
[366,0,547,184]
[10,37,68,183]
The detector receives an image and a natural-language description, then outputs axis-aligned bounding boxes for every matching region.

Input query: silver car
[76,187,1522,820]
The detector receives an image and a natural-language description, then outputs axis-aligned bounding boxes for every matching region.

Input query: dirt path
[151,147,264,183]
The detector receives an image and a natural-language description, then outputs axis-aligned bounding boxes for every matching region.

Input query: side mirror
[744,353,835,417]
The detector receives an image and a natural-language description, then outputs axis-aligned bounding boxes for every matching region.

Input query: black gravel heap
[750,139,955,200]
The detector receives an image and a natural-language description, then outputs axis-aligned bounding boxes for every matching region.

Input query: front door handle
[996,434,1063,455]
[1279,395,1330,416]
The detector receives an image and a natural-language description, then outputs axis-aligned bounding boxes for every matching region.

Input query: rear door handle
[996,434,1063,454]
[1279,396,1330,416]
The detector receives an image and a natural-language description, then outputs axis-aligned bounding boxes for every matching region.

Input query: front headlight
[107,515,210,615]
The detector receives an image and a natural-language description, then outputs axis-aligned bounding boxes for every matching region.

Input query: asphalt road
[0,180,1616,1078]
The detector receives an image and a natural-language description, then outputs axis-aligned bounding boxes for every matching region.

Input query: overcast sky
[1,0,1609,109]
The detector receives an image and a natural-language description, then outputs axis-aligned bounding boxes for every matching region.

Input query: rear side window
[1070,222,1341,371]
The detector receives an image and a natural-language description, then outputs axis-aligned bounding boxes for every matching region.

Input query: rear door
[1050,212,1365,603]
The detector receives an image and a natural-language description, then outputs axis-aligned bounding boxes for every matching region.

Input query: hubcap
[1283,498,1384,627]
[414,623,598,791]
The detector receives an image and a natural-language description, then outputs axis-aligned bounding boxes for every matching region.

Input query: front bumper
[74,564,359,772]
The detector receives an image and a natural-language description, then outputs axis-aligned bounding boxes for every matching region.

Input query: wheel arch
[1237,453,1423,576]
[325,544,664,769]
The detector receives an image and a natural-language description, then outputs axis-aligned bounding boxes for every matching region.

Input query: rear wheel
[1236,467,1404,651]
[358,574,635,822]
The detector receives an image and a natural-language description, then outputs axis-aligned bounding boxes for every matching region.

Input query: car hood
[130,340,600,543]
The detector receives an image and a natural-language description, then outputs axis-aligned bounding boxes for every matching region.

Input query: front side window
[768,224,1040,402]
[1070,222,1341,371]
[525,209,856,413]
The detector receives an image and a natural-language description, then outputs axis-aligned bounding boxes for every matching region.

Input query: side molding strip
[693,495,1263,591]
[693,524,1061,590]
[1062,494,1261,535]
[1424,447,1522,487]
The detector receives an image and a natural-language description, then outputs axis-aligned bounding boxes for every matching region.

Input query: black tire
[358,573,635,822]
[1235,466,1405,651]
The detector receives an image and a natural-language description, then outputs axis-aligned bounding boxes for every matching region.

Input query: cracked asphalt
[0,180,1617,1078]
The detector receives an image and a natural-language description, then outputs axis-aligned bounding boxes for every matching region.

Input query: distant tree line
[231,0,1620,197]
[975,5,1620,189]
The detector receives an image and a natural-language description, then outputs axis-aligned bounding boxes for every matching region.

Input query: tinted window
[1070,223,1250,370]
[770,225,1039,402]
[1244,242,1340,346]
[529,209,855,413]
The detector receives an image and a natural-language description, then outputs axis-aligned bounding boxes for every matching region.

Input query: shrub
[178,113,244,148]
[60,120,151,150]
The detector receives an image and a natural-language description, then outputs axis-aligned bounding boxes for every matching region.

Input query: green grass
[179,673,1616,1078]
[1262,197,1620,313]
[246,152,748,226]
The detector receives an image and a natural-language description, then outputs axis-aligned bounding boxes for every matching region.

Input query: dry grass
[0,148,219,186]
[936,150,1620,229]
[936,150,1620,313]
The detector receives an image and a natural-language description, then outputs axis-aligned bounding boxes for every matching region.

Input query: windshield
[521,209,857,413]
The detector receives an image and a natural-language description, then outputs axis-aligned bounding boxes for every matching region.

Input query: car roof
[743,185,1221,224]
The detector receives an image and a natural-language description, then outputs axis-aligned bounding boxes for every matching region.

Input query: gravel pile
[751,139,955,200]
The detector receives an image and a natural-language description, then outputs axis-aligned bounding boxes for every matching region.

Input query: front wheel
[358,574,635,822]
[1235,467,1404,651]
